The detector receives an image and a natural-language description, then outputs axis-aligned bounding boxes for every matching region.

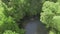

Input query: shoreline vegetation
[0,0,60,34]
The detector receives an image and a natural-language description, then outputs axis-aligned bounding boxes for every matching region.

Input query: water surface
[24,17,48,34]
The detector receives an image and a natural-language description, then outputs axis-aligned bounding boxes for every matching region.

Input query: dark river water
[23,17,48,34]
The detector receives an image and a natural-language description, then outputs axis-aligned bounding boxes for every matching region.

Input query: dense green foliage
[0,0,43,34]
[2,0,25,21]
[49,30,56,34]
[1,0,42,22]
[40,1,60,34]
[1,0,60,34]
[24,0,41,16]
[0,0,25,34]
[3,30,19,34]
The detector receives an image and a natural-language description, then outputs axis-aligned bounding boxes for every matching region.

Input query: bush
[24,0,41,16]
[49,30,56,34]
[3,30,19,34]
[0,16,22,34]
[40,1,60,34]
[0,1,24,34]
[1,0,25,22]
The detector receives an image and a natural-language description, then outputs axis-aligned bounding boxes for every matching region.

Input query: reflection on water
[24,18,48,34]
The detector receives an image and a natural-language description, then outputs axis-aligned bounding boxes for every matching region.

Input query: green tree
[3,30,19,34]
[40,1,60,34]
[0,1,24,34]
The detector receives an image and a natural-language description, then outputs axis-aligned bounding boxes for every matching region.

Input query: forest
[0,0,60,34]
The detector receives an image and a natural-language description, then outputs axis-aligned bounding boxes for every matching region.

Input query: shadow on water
[23,16,48,34]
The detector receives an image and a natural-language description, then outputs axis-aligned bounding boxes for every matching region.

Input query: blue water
[25,19,48,34]
[25,22,37,34]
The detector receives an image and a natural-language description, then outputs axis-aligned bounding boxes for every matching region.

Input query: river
[23,16,48,34]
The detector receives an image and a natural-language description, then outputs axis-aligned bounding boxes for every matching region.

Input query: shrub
[1,0,25,22]
[0,1,24,34]
[40,1,60,34]
[3,30,19,34]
